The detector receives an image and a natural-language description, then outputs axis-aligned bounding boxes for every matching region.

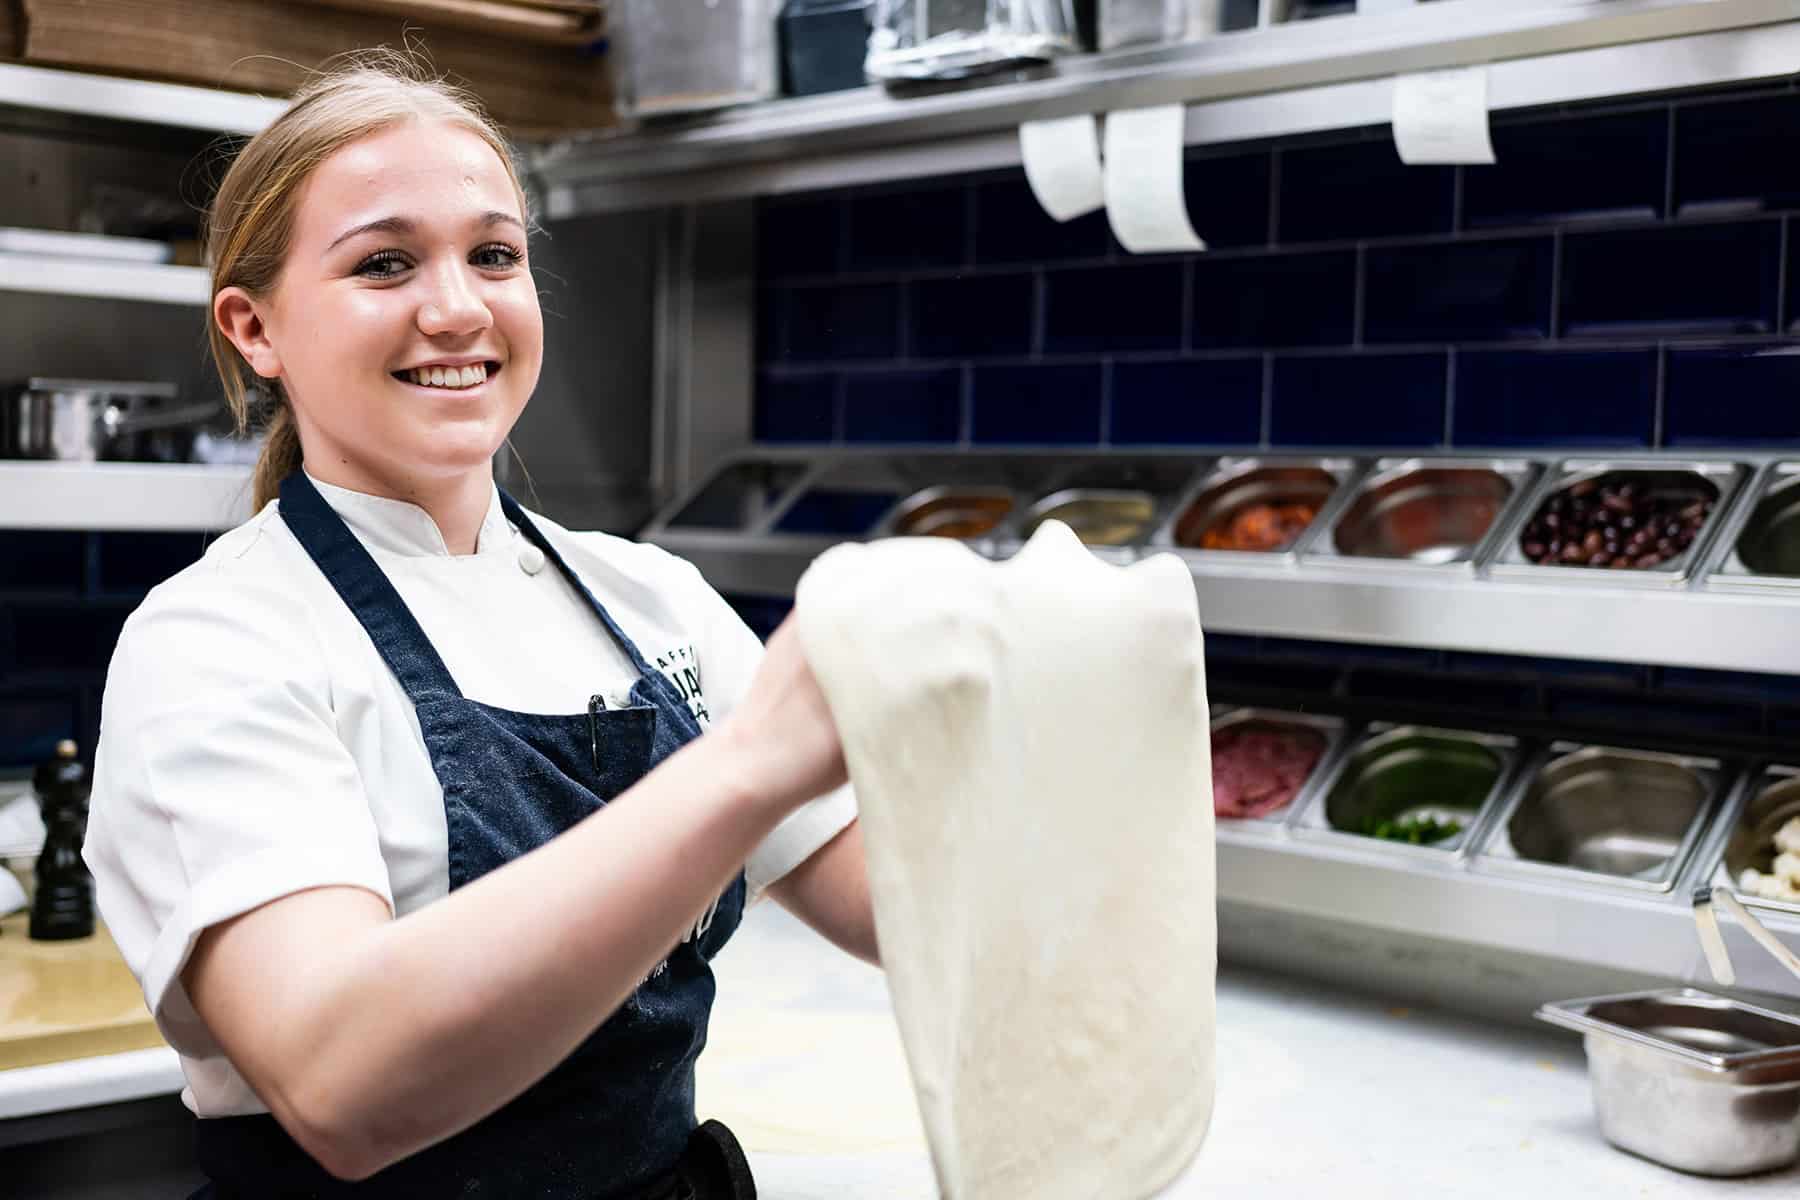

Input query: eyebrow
[325,210,527,254]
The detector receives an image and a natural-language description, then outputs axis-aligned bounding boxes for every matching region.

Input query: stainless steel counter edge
[0,1047,183,1121]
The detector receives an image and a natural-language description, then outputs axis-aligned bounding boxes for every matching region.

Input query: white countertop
[709,903,1800,1198]
[6,902,1797,1196]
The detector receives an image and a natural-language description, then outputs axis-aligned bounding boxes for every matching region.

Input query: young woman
[84,60,871,1199]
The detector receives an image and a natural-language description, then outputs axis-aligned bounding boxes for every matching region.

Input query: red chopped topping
[1212,723,1327,819]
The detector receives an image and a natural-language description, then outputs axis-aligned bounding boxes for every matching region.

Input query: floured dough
[795,521,1216,1200]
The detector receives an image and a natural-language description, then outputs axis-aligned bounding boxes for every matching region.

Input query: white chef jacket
[84,472,856,1116]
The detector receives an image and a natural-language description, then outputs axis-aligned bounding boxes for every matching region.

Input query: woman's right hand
[715,615,849,819]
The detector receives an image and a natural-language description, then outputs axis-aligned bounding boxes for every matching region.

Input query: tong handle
[1711,886,1800,987]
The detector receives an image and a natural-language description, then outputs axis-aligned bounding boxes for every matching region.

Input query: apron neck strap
[278,472,464,702]
[498,489,660,681]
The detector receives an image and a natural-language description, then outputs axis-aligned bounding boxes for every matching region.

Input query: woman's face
[235,120,543,494]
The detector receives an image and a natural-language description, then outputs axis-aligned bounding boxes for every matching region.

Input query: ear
[214,286,283,380]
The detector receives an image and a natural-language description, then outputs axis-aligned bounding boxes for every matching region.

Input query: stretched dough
[796,521,1216,1199]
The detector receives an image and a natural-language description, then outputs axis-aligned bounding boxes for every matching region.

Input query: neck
[306,459,494,555]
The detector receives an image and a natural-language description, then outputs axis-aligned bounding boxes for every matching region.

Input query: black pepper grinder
[30,739,94,941]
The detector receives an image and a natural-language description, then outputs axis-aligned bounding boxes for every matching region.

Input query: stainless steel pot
[2,379,218,463]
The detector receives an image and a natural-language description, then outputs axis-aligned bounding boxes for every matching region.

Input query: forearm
[261,731,783,1176]
[770,820,880,966]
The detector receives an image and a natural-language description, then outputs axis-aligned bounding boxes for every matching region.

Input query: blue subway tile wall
[1665,345,1800,446]
[0,531,212,767]
[971,363,1103,444]
[1045,263,1186,354]
[1270,353,1446,447]
[739,80,1800,752]
[1468,109,1668,228]
[1674,94,1800,218]
[1190,251,1355,348]
[1560,220,1781,338]
[1362,236,1553,344]
[1109,358,1262,446]
[843,367,963,443]
[911,273,1034,358]
[1453,349,1657,448]
[755,81,1800,454]
[1277,138,1454,244]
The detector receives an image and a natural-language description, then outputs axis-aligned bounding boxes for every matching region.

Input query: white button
[518,543,546,575]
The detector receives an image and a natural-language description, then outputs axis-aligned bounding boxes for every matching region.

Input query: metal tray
[879,484,1020,544]
[1709,763,1800,918]
[1537,988,1800,1176]
[1703,462,1800,592]
[1476,743,1724,892]
[1151,455,1364,566]
[1305,456,1540,571]
[1484,458,1747,587]
[789,453,1074,552]
[1289,723,1519,858]
[650,456,815,534]
[992,456,1210,563]
[1209,707,1347,834]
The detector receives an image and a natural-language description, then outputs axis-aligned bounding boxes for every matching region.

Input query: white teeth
[406,364,490,389]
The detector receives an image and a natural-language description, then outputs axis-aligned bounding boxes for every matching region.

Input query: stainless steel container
[884,485,1018,540]
[1020,488,1155,547]
[1291,723,1516,855]
[611,0,779,116]
[660,458,812,532]
[1209,707,1345,831]
[1486,458,1747,587]
[1099,0,1222,50]
[1710,764,1800,915]
[807,452,1073,552]
[1154,456,1362,566]
[1478,743,1722,891]
[1703,462,1800,591]
[1307,456,1539,570]
[995,456,1209,562]
[1537,988,1800,1177]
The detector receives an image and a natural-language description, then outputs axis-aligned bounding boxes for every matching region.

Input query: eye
[472,241,525,270]
[354,250,412,280]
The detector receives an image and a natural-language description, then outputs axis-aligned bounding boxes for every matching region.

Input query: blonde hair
[204,52,530,510]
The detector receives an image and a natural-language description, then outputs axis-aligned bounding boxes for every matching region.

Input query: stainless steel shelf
[0,462,252,531]
[1213,826,1796,1016]
[0,253,211,307]
[0,62,284,135]
[641,446,1800,675]
[535,0,1800,217]
[651,529,1800,674]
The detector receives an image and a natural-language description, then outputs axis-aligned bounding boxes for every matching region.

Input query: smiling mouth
[393,361,503,390]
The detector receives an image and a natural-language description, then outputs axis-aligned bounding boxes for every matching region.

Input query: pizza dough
[795,521,1217,1199]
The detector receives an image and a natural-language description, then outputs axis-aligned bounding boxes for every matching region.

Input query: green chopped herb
[1361,814,1463,845]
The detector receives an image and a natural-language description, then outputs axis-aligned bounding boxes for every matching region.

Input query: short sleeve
[660,555,857,900]
[85,570,394,1058]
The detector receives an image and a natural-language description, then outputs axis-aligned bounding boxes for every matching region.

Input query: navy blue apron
[191,473,748,1199]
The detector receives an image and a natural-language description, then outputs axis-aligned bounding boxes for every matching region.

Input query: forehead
[293,121,521,242]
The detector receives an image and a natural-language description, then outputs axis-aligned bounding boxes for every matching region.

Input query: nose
[416,260,491,338]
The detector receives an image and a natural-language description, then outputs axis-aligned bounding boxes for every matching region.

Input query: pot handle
[102,399,224,435]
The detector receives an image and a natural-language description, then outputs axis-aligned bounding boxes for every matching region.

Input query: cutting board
[0,911,165,1071]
